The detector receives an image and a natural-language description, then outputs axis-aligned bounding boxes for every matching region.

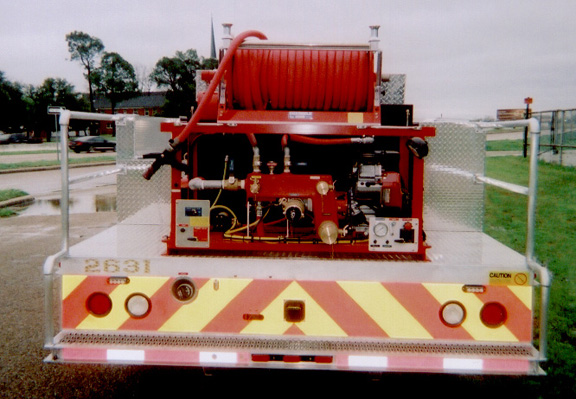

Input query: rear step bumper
[46,330,543,375]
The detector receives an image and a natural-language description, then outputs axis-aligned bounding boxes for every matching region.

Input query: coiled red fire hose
[231,48,372,111]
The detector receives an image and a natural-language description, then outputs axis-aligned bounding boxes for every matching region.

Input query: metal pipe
[369,25,380,51]
[246,133,261,172]
[288,135,374,146]
[474,175,528,195]
[60,110,123,122]
[188,177,245,191]
[68,166,125,185]
[59,111,71,255]
[527,258,552,361]
[524,121,551,361]
[526,119,540,262]
[189,177,224,190]
[222,23,233,49]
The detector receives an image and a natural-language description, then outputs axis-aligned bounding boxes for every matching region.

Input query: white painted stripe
[348,355,388,369]
[199,351,238,364]
[443,358,483,371]
[107,350,145,362]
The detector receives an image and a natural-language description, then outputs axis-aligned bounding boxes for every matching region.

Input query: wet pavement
[13,185,116,216]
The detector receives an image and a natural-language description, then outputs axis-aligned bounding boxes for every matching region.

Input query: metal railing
[532,108,576,166]
[479,118,551,361]
[43,110,128,349]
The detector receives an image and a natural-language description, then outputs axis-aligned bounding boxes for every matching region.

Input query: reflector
[440,301,466,327]
[126,294,151,318]
[86,292,112,317]
[480,302,507,328]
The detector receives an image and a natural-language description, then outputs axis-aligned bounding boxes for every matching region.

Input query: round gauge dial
[373,222,389,237]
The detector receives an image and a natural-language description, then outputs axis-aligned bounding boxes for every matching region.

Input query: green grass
[0,188,28,202]
[486,139,526,152]
[0,156,115,171]
[0,208,16,217]
[0,150,57,156]
[485,156,576,396]
[0,189,29,217]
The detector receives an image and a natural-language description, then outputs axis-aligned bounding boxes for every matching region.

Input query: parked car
[0,132,27,144]
[68,136,116,153]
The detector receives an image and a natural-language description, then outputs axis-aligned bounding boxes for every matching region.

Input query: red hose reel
[229,48,374,112]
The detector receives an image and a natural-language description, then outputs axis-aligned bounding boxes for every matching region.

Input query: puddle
[15,192,116,216]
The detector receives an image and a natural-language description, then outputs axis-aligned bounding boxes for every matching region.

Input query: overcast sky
[1,0,575,121]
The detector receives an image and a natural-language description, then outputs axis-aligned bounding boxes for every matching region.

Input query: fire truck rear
[44,26,550,375]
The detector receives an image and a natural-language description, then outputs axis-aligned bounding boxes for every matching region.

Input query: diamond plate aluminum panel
[116,116,173,160]
[116,117,172,222]
[423,121,486,232]
[115,116,136,161]
[116,161,171,222]
[381,74,406,105]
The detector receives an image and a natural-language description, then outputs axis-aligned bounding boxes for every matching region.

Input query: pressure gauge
[369,217,419,253]
[373,222,389,237]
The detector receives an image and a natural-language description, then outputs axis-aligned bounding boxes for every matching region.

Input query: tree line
[0,31,217,138]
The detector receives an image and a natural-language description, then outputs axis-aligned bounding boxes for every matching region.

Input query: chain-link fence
[532,108,576,166]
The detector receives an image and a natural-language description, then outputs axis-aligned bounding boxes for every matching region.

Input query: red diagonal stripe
[202,280,292,333]
[285,324,306,335]
[384,282,473,340]
[476,286,532,342]
[62,276,116,328]
[299,281,388,338]
[120,278,209,331]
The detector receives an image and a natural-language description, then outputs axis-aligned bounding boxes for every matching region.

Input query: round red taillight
[86,292,112,317]
[480,302,507,328]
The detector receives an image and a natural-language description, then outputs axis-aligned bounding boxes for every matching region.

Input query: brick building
[94,92,166,135]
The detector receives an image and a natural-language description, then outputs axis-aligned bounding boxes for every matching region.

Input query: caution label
[489,271,530,286]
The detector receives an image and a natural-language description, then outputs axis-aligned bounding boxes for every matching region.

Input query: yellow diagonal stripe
[62,275,87,300]
[240,282,347,337]
[509,286,532,309]
[339,281,432,339]
[77,277,169,330]
[160,278,252,332]
[423,283,518,342]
